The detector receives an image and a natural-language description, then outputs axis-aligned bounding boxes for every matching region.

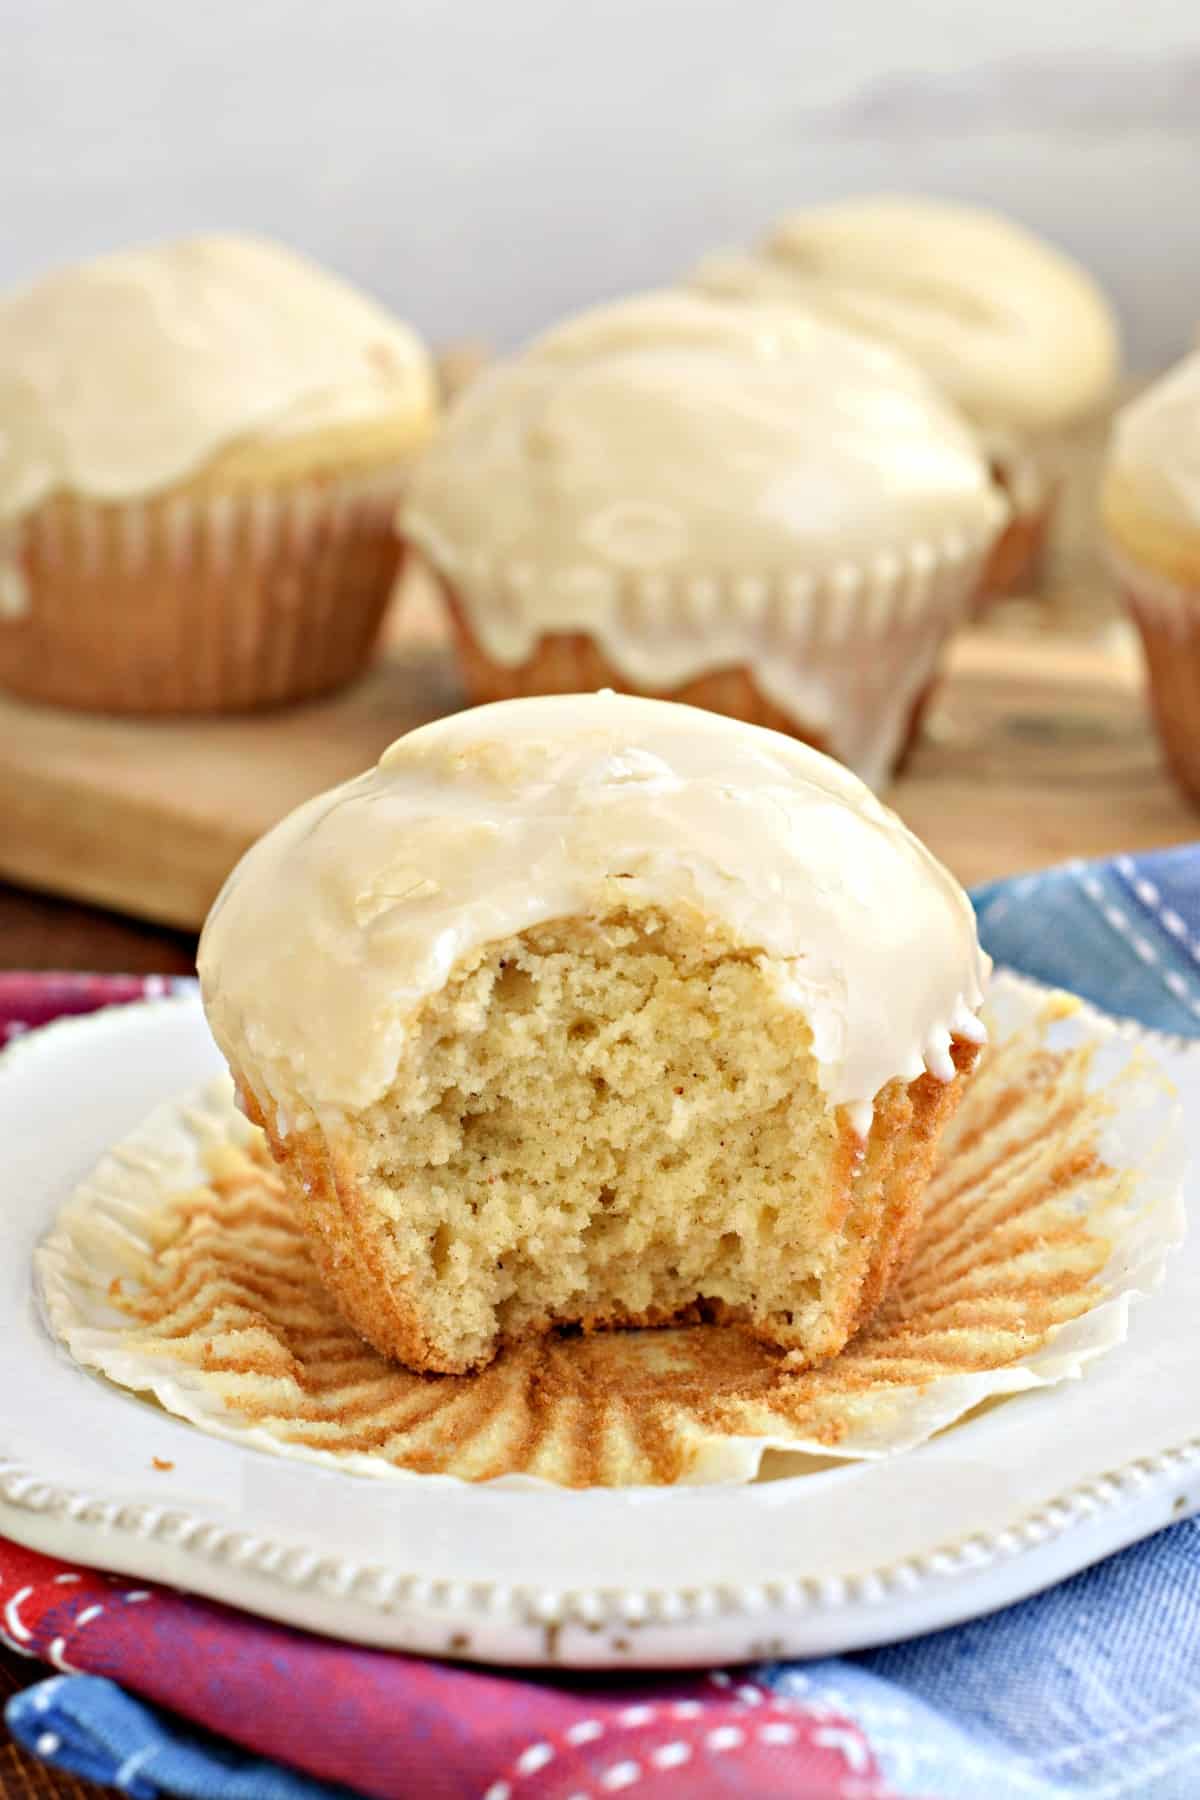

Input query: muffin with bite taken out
[199,692,989,1375]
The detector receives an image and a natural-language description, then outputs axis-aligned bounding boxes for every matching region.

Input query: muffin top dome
[199,691,988,1129]
[693,196,1119,436]
[0,233,436,522]
[403,288,1003,623]
[1102,353,1200,567]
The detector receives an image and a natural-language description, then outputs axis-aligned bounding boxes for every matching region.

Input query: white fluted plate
[2,988,1199,1668]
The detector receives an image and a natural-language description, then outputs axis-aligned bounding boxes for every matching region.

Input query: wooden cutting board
[5,377,1190,932]
[0,562,1195,932]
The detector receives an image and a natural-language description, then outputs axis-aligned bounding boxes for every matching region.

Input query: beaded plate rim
[0,983,1197,1664]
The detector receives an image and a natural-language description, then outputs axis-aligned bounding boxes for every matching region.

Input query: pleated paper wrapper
[36,972,1187,1489]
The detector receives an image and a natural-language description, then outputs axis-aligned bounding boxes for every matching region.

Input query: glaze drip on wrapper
[200,693,988,1134]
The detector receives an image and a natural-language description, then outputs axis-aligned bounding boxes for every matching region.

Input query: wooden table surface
[0,881,196,974]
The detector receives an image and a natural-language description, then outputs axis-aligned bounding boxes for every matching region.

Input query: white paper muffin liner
[36,972,1185,1489]
[0,467,407,712]
[438,512,1002,790]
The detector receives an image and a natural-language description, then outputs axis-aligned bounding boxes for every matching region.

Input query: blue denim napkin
[10,845,1200,1799]
[8,1674,351,1799]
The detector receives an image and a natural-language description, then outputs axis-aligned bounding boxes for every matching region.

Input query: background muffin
[692,195,1120,599]
[402,289,1006,789]
[198,692,988,1376]
[1102,354,1200,805]
[0,234,437,713]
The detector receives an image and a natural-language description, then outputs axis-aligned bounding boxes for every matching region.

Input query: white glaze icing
[199,692,989,1134]
[689,255,1059,513]
[1104,353,1200,535]
[692,197,1119,436]
[0,234,436,522]
[402,291,1005,781]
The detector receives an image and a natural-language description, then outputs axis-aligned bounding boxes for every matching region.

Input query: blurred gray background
[5,0,1199,368]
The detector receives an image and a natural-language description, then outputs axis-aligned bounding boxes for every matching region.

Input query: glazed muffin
[692,196,1120,598]
[0,234,436,713]
[403,290,1006,788]
[198,692,989,1376]
[1101,354,1200,804]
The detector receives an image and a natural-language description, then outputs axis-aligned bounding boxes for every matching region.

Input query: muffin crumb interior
[350,907,869,1371]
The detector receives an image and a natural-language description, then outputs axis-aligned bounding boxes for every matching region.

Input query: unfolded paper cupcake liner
[0,466,407,713]
[431,514,1001,790]
[1106,540,1200,805]
[36,971,1185,1490]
